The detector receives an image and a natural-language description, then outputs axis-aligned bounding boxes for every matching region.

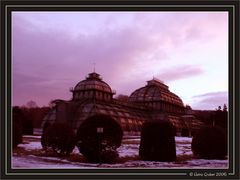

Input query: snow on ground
[12,135,228,169]
[185,159,228,168]
[118,144,139,157]
[99,159,228,168]
[176,143,192,156]
[18,141,42,151]
[119,136,193,157]
[13,155,98,169]
[175,136,193,143]
[23,135,42,139]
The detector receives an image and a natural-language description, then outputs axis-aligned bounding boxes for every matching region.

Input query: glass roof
[42,99,201,133]
[129,81,184,107]
[73,72,112,93]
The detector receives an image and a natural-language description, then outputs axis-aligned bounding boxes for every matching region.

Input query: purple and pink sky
[12,12,228,110]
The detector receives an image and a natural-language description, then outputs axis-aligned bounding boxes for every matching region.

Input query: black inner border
[1,0,239,179]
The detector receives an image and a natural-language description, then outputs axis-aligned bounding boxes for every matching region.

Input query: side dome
[71,72,115,101]
[129,78,184,113]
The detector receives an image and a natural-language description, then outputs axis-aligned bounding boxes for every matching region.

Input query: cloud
[112,65,204,97]
[12,12,228,107]
[132,12,227,47]
[155,65,204,82]
[191,91,228,110]
[12,72,74,106]
[12,15,157,106]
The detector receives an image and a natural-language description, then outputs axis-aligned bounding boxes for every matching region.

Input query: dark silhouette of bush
[13,121,23,148]
[100,144,119,162]
[181,128,190,137]
[41,122,76,156]
[214,109,228,130]
[13,106,33,135]
[191,126,227,159]
[42,122,51,132]
[22,106,50,129]
[13,106,24,125]
[12,106,23,148]
[139,120,176,162]
[76,114,123,163]
[172,125,177,136]
[22,118,34,135]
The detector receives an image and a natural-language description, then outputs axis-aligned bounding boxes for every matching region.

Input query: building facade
[42,72,203,136]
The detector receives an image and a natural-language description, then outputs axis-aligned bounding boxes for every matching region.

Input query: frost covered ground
[12,135,228,169]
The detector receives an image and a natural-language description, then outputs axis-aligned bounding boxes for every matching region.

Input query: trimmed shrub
[76,115,123,163]
[22,118,34,135]
[12,106,23,148]
[42,122,51,132]
[12,106,33,135]
[13,106,24,125]
[214,110,228,129]
[41,122,76,156]
[13,121,23,148]
[191,126,227,159]
[181,128,190,137]
[139,120,176,162]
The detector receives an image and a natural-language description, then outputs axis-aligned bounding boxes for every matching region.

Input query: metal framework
[42,72,203,136]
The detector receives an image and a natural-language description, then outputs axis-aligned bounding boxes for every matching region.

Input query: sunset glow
[12,12,228,110]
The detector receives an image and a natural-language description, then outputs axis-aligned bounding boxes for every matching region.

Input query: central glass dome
[72,72,115,101]
[74,72,112,93]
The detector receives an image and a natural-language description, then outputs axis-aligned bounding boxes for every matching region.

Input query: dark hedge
[139,120,176,162]
[13,106,33,135]
[41,122,76,156]
[191,126,227,159]
[76,114,123,163]
[13,121,23,148]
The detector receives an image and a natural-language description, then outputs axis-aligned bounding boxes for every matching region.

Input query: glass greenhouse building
[42,72,203,136]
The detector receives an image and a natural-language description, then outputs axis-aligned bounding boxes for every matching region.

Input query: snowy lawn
[12,135,228,169]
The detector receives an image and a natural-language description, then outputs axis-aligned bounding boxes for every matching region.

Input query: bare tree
[26,100,38,108]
